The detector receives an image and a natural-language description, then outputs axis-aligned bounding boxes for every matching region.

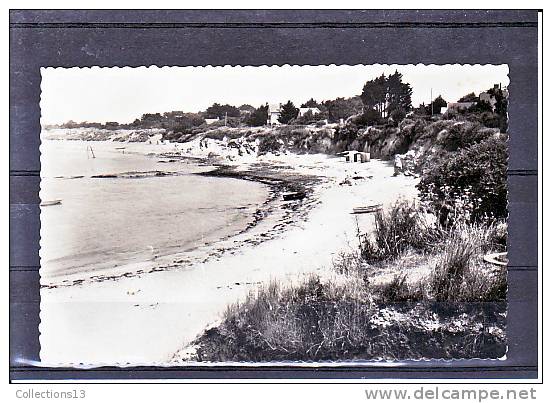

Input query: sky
[40,64,509,125]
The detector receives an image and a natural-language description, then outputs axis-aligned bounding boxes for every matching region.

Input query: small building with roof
[338,150,370,163]
[298,107,321,117]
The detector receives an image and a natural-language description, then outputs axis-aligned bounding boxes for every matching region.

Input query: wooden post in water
[86,145,96,159]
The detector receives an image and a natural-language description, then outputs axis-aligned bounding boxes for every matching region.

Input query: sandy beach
[39,139,419,366]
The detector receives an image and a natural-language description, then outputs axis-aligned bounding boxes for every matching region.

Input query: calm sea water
[40,140,269,280]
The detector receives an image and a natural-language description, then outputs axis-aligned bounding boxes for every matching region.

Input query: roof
[337,150,369,155]
[299,107,321,114]
[447,102,476,109]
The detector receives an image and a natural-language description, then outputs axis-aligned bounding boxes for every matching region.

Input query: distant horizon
[41,65,509,125]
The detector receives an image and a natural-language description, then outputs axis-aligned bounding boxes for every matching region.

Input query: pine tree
[278,100,299,124]
[247,104,269,126]
[361,74,386,116]
[429,95,447,115]
[386,70,413,116]
[301,98,319,108]
[361,71,413,119]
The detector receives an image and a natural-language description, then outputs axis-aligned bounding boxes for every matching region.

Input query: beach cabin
[205,118,220,125]
[267,104,282,125]
[339,150,370,163]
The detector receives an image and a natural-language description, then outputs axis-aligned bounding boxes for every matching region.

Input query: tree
[429,95,447,115]
[360,71,413,119]
[205,103,241,119]
[294,109,326,125]
[301,98,320,108]
[486,87,508,132]
[360,74,387,116]
[62,120,78,129]
[104,121,120,130]
[278,100,299,124]
[247,104,269,126]
[239,104,255,113]
[139,113,164,128]
[468,100,493,114]
[386,70,413,116]
[324,97,364,122]
[458,92,479,103]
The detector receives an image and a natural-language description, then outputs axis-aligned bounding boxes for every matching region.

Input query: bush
[357,108,383,126]
[430,223,507,302]
[430,232,474,301]
[192,275,506,361]
[361,201,442,263]
[257,134,282,155]
[389,108,407,126]
[194,276,378,361]
[333,123,361,152]
[438,122,495,152]
[372,274,425,303]
[417,135,508,224]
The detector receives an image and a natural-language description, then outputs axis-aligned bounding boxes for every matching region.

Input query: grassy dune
[191,202,507,362]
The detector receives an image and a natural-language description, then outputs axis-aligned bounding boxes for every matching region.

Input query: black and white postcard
[38,64,510,366]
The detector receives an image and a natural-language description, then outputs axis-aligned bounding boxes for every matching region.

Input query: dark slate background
[9,10,540,381]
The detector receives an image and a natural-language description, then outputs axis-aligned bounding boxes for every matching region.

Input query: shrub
[333,123,361,152]
[357,108,384,126]
[417,135,508,224]
[192,275,506,361]
[194,276,378,361]
[361,201,442,263]
[430,233,474,301]
[389,108,407,126]
[372,274,425,303]
[438,122,495,151]
[257,134,282,155]
[332,250,367,278]
[429,222,507,302]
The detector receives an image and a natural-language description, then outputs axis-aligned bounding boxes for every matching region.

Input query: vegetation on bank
[192,200,507,361]
[188,108,509,361]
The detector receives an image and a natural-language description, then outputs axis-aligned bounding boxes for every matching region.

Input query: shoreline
[41,158,323,289]
[39,139,420,366]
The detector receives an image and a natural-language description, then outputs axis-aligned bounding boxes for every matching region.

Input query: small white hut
[339,150,370,163]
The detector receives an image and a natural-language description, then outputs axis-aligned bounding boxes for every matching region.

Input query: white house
[444,84,508,114]
[479,84,509,109]
[267,104,281,125]
[205,118,220,125]
[298,107,321,117]
[444,101,477,113]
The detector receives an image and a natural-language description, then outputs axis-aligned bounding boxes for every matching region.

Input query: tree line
[55,71,507,132]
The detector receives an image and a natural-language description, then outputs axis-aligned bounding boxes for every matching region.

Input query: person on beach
[393,154,403,176]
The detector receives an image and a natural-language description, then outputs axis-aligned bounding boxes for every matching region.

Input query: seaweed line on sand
[42,162,325,289]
